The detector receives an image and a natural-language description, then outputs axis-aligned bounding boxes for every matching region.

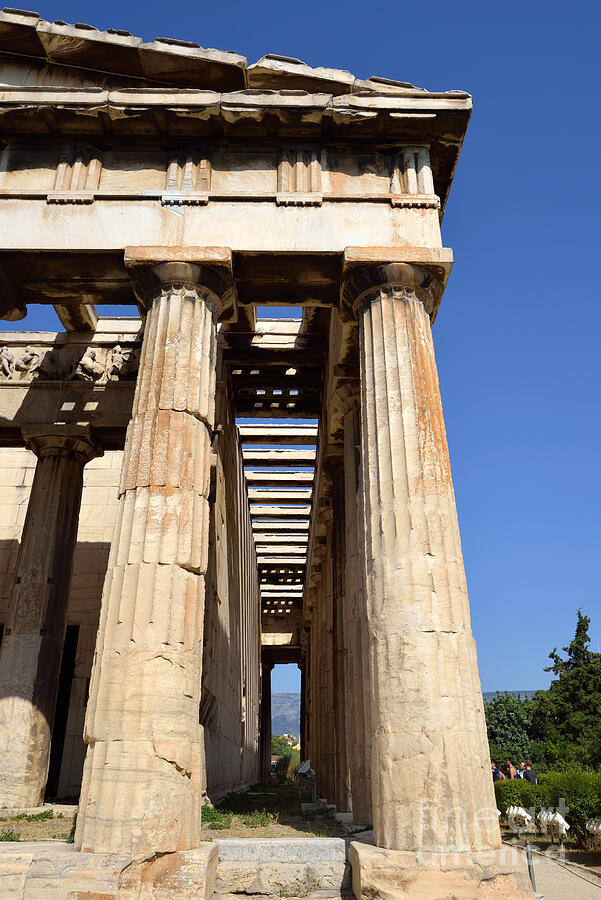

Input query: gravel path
[517,847,601,900]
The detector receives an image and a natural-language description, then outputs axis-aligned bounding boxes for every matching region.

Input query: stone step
[214,839,351,897]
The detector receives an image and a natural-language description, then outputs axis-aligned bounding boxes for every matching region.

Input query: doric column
[342,264,499,853]
[0,426,101,807]
[75,261,231,855]
[342,404,372,824]
[259,658,274,783]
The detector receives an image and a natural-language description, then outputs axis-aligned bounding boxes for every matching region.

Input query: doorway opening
[270,663,301,780]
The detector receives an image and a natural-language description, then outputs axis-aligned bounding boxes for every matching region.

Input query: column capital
[341,262,442,322]
[124,247,237,321]
[21,425,102,463]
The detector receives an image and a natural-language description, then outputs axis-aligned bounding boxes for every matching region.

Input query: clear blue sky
[5,0,600,693]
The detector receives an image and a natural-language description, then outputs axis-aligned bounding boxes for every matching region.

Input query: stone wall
[0,379,260,801]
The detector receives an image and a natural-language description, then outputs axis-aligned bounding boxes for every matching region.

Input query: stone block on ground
[14,844,128,899]
[216,838,348,863]
[0,841,218,899]
[120,843,218,898]
[349,840,534,900]
[334,813,353,825]
[215,838,351,896]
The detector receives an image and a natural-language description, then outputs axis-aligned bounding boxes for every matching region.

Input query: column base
[76,736,205,854]
[350,841,534,900]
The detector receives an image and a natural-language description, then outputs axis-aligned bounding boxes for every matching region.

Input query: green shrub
[274,748,301,784]
[239,809,277,828]
[201,806,233,830]
[0,829,20,841]
[494,778,539,814]
[10,809,53,822]
[539,771,601,848]
[495,772,601,848]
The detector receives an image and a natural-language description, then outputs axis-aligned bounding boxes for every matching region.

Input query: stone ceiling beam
[239,424,318,444]
[250,506,311,519]
[223,319,325,356]
[232,374,321,391]
[243,449,316,466]
[252,519,309,531]
[248,488,312,504]
[235,402,320,419]
[52,301,98,332]
[245,471,314,485]
[259,571,304,581]
[257,555,307,565]
[225,348,326,368]
[257,546,308,556]
[260,585,304,593]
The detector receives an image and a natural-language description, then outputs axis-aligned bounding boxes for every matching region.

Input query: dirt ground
[198,784,358,840]
[0,805,77,842]
[0,786,360,843]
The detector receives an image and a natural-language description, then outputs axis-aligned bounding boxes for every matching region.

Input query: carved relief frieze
[0,341,140,383]
[277,147,322,206]
[47,144,102,205]
[161,146,211,206]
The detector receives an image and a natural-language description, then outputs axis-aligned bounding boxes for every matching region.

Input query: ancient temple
[0,9,532,898]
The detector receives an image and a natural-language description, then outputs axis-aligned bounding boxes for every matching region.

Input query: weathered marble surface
[0,840,217,899]
[75,263,227,854]
[350,841,533,900]
[343,263,498,853]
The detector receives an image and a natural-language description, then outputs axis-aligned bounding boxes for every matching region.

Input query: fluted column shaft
[0,427,100,807]
[345,263,499,853]
[76,263,225,855]
[342,405,372,823]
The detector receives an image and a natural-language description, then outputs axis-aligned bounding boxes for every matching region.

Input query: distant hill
[272,691,542,739]
[272,693,300,740]
[483,690,540,703]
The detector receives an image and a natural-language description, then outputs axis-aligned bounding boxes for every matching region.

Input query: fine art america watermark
[408,799,571,867]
